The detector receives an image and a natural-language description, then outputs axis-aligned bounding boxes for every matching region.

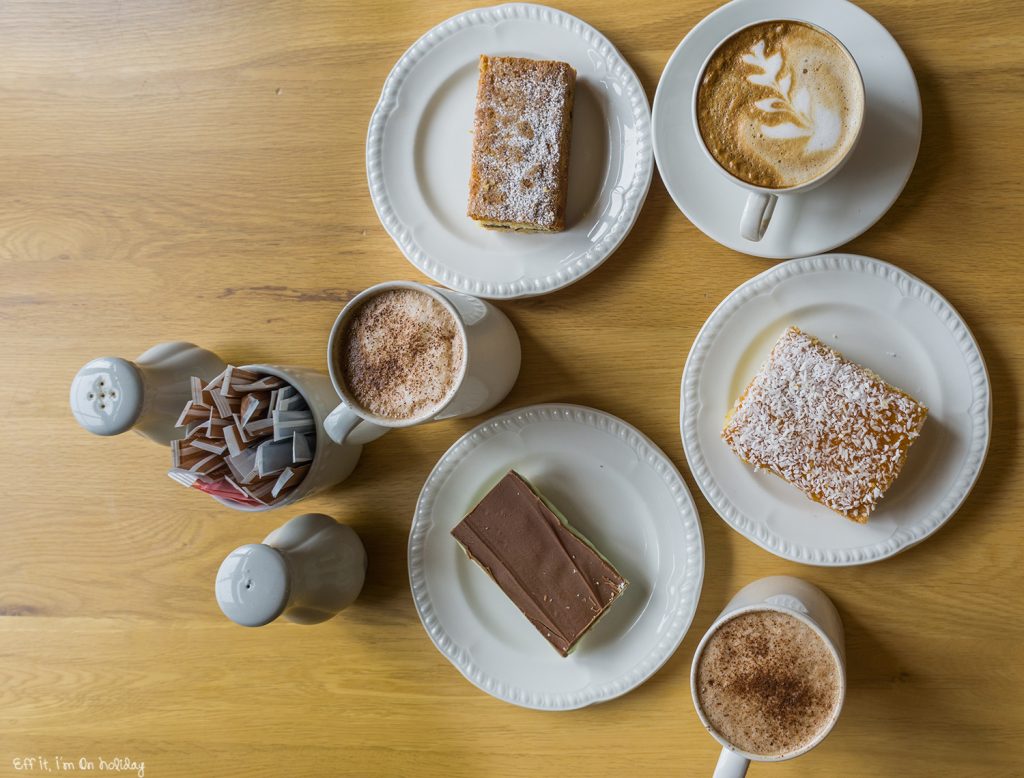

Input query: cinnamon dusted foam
[338,289,464,421]
[696,610,841,757]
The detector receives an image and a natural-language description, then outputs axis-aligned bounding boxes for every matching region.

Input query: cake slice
[722,327,928,522]
[467,55,575,232]
[451,470,627,656]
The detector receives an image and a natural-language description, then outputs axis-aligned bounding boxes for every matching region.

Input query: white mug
[690,576,847,777]
[691,20,866,241]
[323,281,521,445]
[211,364,363,512]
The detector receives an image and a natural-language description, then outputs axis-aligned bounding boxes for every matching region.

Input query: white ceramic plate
[367,3,653,299]
[681,255,991,566]
[652,0,922,258]
[409,404,704,709]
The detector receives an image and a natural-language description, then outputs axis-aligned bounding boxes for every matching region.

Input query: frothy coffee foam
[697,21,864,188]
[339,288,464,421]
[696,610,841,757]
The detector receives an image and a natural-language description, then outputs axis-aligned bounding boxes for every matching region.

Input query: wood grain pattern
[1,1,1021,775]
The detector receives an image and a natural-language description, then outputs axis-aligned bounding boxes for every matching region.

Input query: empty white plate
[680,255,991,565]
[367,3,653,298]
[409,404,704,709]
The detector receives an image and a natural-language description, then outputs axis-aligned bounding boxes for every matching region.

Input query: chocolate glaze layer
[451,470,627,656]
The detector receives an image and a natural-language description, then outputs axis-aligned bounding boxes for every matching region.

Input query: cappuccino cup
[690,576,846,776]
[692,19,866,241]
[323,281,521,445]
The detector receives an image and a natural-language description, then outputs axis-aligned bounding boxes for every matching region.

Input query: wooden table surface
[2,1,1021,775]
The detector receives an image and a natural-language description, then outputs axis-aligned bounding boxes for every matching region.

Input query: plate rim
[408,402,705,710]
[650,0,923,260]
[366,2,654,299]
[679,253,992,566]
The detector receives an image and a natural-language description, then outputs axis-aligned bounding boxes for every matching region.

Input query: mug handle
[323,403,389,446]
[740,191,778,242]
[714,748,749,778]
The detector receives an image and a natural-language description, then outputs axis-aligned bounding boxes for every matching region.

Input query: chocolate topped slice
[451,470,628,657]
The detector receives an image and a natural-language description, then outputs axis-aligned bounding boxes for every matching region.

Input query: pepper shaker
[215,513,367,627]
[70,341,226,445]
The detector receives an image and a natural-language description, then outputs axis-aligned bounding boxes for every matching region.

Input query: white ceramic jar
[207,364,364,512]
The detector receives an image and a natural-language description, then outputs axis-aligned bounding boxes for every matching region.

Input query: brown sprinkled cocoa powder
[696,610,841,757]
[337,289,464,421]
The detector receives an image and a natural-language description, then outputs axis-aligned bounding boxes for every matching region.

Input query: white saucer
[367,3,653,299]
[409,404,704,709]
[680,255,991,566]
[651,0,922,259]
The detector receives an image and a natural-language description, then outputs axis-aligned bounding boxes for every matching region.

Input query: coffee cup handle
[713,748,749,778]
[741,191,777,242]
[323,403,389,446]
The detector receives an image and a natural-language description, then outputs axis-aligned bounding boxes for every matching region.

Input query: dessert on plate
[722,327,928,522]
[451,470,627,656]
[467,55,575,232]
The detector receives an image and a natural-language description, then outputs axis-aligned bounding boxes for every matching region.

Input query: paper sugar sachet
[168,366,313,507]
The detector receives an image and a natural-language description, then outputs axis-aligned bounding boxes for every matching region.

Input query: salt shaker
[215,513,367,627]
[70,341,226,445]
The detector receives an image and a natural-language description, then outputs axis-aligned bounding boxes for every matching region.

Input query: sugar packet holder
[167,364,362,511]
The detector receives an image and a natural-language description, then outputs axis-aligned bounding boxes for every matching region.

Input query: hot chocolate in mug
[323,281,521,445]
[690,576,847,776]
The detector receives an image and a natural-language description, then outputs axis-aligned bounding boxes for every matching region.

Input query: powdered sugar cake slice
[467,55,575,232]
[722,327,928,523]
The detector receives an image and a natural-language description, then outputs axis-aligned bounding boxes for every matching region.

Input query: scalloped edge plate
[366,3,653,298]
[681,254,991,565]
[409,404,704,709]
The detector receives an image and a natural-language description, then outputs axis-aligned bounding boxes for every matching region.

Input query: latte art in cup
[697,21,864,189]
[337,288,465,421]
[695,609,842,757]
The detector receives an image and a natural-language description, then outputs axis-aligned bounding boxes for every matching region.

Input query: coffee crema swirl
[695,610,841,757]
[697,21,864,189]
[338,288,465,421]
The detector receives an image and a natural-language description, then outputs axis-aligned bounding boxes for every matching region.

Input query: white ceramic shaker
[215,513,367,627]
[70,341,226,445]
